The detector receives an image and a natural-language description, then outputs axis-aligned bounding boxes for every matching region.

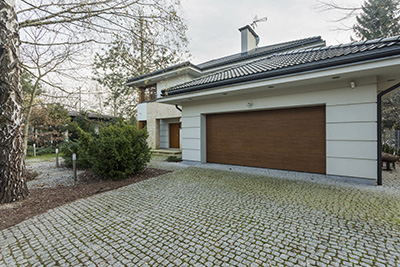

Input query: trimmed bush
[165,156,182,162]
[91,121,151,180]
[60,128,94,168]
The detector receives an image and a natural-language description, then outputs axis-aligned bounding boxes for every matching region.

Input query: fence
[382,129,400,149]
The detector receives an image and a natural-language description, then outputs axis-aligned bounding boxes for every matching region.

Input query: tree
[21,69,43,105]
[317,0,400,40]
[28,102,70,147]
[93,9,188,117]
[382,90,400,129]
[354,0,400,40]
[17,0,188,153]
[0,1,29,203]
[1,0,188,203]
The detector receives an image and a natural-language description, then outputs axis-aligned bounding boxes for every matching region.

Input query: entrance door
[169,123,181,148]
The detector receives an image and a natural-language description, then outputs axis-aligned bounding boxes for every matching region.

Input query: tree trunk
[0,0,29,203]
[23,79,40,156]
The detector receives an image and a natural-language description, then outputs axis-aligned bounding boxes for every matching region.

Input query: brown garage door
[206,105,326,174]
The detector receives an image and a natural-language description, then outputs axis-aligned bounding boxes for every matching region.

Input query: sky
[180,0,365,64]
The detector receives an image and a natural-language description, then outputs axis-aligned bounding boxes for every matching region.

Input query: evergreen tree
[354,0,400,40]
[93,8,188,118]
[382,90,400,129]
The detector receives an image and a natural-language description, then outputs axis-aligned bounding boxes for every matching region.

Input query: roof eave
[158,56,400,105]
[161,47,400,97]
[125,66,202,87]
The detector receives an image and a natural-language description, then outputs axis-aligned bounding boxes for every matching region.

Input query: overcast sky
[180,0,365,64]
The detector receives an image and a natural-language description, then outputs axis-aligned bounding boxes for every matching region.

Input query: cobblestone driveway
[1,167,400,266]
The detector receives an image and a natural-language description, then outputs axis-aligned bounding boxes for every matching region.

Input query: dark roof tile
[126,36,325,85]
[163,36,400,96]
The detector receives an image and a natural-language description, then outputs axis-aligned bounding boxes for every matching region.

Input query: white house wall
[159,118,181,149]
[145,102,181,148]
[157,74,195,97]
[181,81,378,181]
[137,103,147,121]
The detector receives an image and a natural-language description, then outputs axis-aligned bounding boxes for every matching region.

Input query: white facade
[157,55,400,184]
[135,73,196,149]
[178,79,378,182]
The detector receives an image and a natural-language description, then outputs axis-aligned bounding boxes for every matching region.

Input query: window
[139,84,157,103]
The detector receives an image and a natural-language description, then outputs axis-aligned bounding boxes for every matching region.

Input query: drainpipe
[377,81,400,185]
[175,105,182,112]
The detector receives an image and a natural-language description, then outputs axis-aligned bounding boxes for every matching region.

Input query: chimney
[239,25,260,55]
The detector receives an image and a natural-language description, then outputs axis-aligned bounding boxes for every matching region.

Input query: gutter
[377,81,400,185]
[126,62,201,85]
[162,46,400,97]
[175,105,182,112]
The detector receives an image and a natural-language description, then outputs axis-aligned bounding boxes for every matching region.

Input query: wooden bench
[382,152,399,171]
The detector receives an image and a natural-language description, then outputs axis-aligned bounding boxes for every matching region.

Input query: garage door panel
[206,106,326,174]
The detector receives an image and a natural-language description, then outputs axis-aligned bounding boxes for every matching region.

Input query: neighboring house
[68,111,117,134]
[128,25,400,185]
[126,26,325,149]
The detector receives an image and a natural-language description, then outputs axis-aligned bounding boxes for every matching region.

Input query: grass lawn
[26,153,61,161]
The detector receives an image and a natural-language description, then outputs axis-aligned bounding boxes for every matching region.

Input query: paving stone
[1,167,400,266]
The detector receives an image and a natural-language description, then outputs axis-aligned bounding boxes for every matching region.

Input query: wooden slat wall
[206,106,326,174]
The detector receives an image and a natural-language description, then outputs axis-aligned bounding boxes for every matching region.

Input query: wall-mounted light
[247,101,253,108]
[350,81,356,89]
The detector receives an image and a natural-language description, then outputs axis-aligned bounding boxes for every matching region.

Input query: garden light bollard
[33,144,36,157]
[73,153,77,182]
[56,148,59,168]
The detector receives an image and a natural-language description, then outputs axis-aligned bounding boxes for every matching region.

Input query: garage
[206,105,326,174]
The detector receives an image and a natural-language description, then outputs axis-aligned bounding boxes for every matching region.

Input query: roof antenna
[250,15,268,29]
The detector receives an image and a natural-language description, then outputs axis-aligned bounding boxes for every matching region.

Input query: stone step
[151,149,182,155]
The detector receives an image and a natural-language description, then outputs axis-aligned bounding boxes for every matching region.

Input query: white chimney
[239,25,260,54]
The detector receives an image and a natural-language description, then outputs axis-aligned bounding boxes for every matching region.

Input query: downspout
[377,81,400,185]
[175,105,182,112]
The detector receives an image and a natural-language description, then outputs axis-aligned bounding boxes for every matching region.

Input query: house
[126,26,325,149]
[68,111,118,134]
[128,25,400,185]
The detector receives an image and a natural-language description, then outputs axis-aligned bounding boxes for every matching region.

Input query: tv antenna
[250,15,268,29]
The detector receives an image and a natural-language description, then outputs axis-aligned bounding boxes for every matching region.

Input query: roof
[162,36,400,96]
[126,36,325,85]
[197,36,324,70]
[126,62,199,84]
[69,111,117,121]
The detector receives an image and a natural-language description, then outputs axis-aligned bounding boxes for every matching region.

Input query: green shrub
[382,143,400,155]
[27,146,56,157]
[165,156,182,162]
[60,128,94,168]
[91,121,151,180]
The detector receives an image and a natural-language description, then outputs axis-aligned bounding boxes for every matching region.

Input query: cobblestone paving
[1,167,400,266]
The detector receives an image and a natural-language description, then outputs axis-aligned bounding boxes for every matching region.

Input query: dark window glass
[143,85,157,102]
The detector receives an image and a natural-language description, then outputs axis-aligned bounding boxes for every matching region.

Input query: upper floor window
[139,84,157,103]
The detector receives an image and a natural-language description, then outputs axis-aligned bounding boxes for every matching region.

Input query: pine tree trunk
[0,0,29,203]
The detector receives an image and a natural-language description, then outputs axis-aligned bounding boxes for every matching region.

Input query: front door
[169,123,180,148]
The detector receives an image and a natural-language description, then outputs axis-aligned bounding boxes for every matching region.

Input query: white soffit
[158,57,400,105]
